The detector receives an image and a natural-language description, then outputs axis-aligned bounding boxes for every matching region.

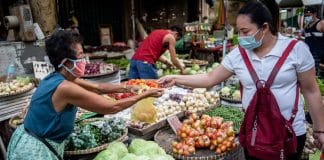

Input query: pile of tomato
[172,113,236,156]
[125,79,159,88]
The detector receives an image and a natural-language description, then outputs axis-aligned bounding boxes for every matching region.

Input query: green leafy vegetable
[65,117,126,151]
[106,58,129,69]
[94,150,118,160]
[106,141,128,159]
[128,139,166,156]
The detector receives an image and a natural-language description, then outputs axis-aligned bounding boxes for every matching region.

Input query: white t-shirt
[221,33,314,136]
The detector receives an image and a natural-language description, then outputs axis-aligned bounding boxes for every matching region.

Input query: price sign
[167,115,182,134]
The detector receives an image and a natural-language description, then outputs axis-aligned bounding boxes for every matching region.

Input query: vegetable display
[94,139,174,160]
[125,79,160,88]
[0,76,33,97]
[206,106,244,133]
[172,113,237,156]
[106,58,129,69]
[84,62,116,76]
[181,88,219,113]
[156,60,219,77]
[65,117,126,151]
[220,85,241,102]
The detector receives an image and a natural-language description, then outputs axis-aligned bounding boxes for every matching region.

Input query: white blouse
[221,33,314,136]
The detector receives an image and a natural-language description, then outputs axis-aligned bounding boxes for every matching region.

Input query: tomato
[185,137,195,146]
[178,148,184,155]
[181,132,187,138]
[210,144,216,150]
[172,148,178,154]
[176,143,183,150]
[220,145,227,152]
[172,141,178,148]
[227,128,234,137]
[216,148,222,154]
[188,146,195,153]
[183,150,190,156]
[217,137,223,144]
[212,139,218,146]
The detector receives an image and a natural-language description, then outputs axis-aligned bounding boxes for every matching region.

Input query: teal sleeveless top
[24,72,77,143]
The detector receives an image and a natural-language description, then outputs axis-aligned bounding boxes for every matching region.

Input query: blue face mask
[238,30,264,50]
[304,16,313,24]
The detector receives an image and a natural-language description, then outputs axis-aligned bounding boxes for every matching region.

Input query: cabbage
[128,139,166,156]
[212,62,220,68]
[119,153,150,160]
[149,154,175,160]
[191,64,200,71]
[136,155,150,160]
[207,67,213,73]
[189,70,197,75]
[120,153,137,160]
[106,141,128,159]
[94,150,118,160]
[220,86,231,96]
[232,90,241,101]
[184,67,191,73]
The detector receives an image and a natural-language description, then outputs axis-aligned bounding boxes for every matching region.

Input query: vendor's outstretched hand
[157,76,176,88]
[144,88,164,97]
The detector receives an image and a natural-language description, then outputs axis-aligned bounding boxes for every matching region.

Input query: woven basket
[220,96,241,104]
[9,115,23,129]
[154,127,244,160]
[64,128,128,155]
[0,82,35,98]
[9,99,30,130]
[64,118,128,155]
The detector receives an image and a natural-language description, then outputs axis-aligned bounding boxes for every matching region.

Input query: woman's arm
[298,68,324,131]
[158,64,233,88]
[73,78,133,94]
[54,80,163,114]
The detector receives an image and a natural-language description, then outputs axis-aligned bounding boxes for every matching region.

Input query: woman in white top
[158,0,324,159]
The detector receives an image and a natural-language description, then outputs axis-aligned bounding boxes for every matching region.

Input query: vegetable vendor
[128,27,185,79]
[7,30,163,160]
[303,6,324,76]
[158,0,324,159]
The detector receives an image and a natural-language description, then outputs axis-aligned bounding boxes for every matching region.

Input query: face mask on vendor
[58,58,86,78]
[304,16,313,24]
[238,29,264,50]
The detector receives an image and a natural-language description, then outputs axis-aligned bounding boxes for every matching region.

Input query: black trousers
[244,134,307,160]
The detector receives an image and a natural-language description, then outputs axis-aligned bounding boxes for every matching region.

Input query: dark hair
[304,6,317,14]
[45,30,83,71]
[238,0,279,35]
[170,25,183,38]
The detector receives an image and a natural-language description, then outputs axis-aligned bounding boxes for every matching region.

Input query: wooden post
[29,0,57,36]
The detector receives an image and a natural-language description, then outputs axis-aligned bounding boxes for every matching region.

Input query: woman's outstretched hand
[157,75,176,88]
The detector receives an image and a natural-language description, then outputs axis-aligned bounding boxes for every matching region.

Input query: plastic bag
[131,97,157,123]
